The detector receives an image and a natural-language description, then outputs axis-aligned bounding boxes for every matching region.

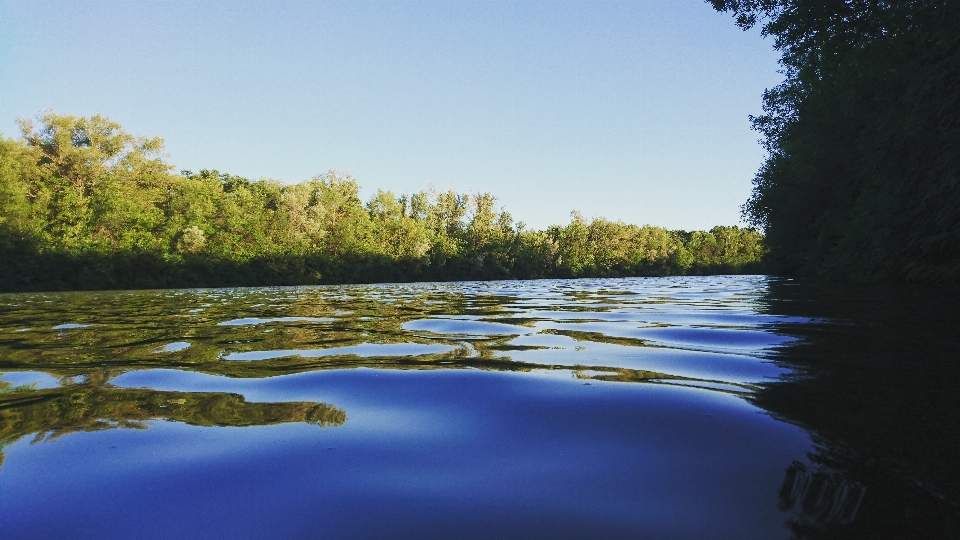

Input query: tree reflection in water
[778,462,866,531]
[760,280,960,539]
[0,379,345,467]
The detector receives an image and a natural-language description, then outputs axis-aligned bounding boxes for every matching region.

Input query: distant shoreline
[0,114,765,293]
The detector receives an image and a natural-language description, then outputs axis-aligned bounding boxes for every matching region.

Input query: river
[1,276,957,539]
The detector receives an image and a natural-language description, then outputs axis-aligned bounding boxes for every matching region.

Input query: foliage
[0,113,765,291]
[710,0,960,280]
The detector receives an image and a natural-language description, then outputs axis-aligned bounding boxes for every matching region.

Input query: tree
[710,0,960,280]
[1,112,767,291]
[16,112,173,253]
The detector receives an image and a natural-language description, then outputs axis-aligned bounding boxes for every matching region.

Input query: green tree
[1,112,767,290]
[17,113,173,253]
[0,136,43,250]
[710,0,960,280]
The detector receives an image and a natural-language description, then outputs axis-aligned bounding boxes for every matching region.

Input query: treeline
[711,0,960,280]
[0,113,763,291]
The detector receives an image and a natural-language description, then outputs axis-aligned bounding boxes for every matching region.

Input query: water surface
[1,276,956,538]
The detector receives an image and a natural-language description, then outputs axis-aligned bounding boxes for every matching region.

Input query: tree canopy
[710,0,960,280]
[0,113,763,291]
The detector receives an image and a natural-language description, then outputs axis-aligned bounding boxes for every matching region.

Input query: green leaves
[711,0,960,280]
[1,113,766,290]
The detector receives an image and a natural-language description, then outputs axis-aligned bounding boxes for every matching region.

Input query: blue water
[4,275,935,539]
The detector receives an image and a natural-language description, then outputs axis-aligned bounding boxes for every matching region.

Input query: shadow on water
[757,279,960,539]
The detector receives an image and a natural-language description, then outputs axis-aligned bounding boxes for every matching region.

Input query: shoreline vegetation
[0,113,764,292]
[711,1,960,281]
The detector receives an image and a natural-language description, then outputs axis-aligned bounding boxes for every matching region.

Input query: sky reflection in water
[0,276,909,539]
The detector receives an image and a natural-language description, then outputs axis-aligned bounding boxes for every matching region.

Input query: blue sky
[0,0,780,230]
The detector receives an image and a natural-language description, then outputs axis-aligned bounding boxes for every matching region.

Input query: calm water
[0,276,957,539]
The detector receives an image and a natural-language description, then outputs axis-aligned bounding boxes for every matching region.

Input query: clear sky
[0,0,780,231]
